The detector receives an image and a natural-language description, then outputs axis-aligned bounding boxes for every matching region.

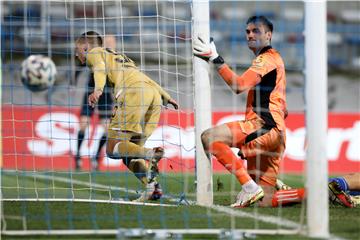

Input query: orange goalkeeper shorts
[226,119,286,186]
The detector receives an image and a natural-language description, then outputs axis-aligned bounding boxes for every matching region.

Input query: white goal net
[1,0,341,238]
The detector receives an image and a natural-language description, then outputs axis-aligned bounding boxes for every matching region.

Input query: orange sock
[210,141,251,185]
[272,188,306,207]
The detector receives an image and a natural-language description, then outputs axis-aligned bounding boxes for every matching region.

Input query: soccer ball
[21,55,57,92]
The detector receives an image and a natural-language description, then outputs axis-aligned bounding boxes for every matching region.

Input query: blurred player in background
[329,173,360,208]
[75,31,178,202]
[276,173,360,208]
[193,16,304,208]
[74,32,115,171]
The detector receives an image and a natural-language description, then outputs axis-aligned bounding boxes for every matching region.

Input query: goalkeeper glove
[193,36,224,64]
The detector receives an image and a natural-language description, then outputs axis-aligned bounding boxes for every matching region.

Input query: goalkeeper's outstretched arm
[193,36,261,94]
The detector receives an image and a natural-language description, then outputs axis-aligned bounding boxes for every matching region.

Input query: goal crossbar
[1,228,303,237]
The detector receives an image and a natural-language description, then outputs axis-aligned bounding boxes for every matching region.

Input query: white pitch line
[210,204,302,229]
[4,198,175,207]
[3,171,307,233]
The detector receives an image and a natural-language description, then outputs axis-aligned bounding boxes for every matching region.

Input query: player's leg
[245,159,305,207]
[202,120,264,207]
[126,84,164,201]
[136,87,164,201]
[75,115,91,170]
[107,84,162,196]
[328,178,354,208]
[75,73,95,170]
[255,185,305,207]
[271,188,306,207]
[243,128,305,208]
[90,118,108,171]
[239,127,286,207]
[92,86,113,170]
[106,131,158,184]
[343,173,360,194]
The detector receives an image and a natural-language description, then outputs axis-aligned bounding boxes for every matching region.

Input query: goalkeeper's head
[245,16,273,55]
[75,31,103,64]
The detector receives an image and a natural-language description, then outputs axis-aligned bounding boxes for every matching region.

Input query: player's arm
[193,36,263,94]
[217,65,261,94]
[86,49,107,107]
[147,80,178,109]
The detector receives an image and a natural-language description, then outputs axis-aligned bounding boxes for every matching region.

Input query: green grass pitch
[1,170,359,239]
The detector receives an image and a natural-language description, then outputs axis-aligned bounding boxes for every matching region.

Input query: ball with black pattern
[21,55,57,92]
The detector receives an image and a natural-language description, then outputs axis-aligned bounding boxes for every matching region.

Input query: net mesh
[4,0,357,238]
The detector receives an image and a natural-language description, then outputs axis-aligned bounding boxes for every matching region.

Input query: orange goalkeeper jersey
[218,46,287,132]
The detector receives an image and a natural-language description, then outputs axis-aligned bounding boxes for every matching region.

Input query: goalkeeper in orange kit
[193,16,305,208]
[75,31,178,201]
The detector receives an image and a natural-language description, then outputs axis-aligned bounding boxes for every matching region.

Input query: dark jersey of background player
[74,32,115,171]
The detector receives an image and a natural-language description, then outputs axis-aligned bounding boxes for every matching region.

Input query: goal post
[305,0,329,238]
[192,0,213,206]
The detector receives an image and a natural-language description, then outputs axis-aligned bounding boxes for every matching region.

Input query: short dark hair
[77,31,103,46]
[246,16,273,33]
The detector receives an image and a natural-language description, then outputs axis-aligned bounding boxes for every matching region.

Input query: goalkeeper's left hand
[193,36,219,62]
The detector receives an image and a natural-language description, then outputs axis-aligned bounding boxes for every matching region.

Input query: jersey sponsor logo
[2,106,359,173]
[253,56,265,68]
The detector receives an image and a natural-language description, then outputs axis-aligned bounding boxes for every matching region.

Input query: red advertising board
[2,106,359,174]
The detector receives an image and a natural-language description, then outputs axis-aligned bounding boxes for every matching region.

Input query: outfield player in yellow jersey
[75,31,178,201]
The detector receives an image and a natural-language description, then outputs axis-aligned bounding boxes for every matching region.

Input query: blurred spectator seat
[19,27,46,44]
[327,11,338,23]
[221,7,247,20]
[105,5,131,18]
[141,6,157,17]
[352,57,360,68]
[49,5,67,19]
[271,33,285,44]
[74,5,102,18]
[327,33,342,45]
[2,4,10,19]
[345,35,360,45]
[340,10,360,22]
[286,33,304,43]
[161,5,190,19]
[283,8,303,21]
[6,6,41,22]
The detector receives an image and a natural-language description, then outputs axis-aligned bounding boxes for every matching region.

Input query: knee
[106,141,136,160]
[106,141,120,159]
[106,147,114,158]
[201,129,212,150]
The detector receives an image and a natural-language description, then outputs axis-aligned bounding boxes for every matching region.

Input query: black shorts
[80,74,113,119]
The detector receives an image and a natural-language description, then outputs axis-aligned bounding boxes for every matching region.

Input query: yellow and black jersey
[86,47,171,103]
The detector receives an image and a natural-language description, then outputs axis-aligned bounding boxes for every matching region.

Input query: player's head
[75,31,103,64]
[245,16,273,54]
